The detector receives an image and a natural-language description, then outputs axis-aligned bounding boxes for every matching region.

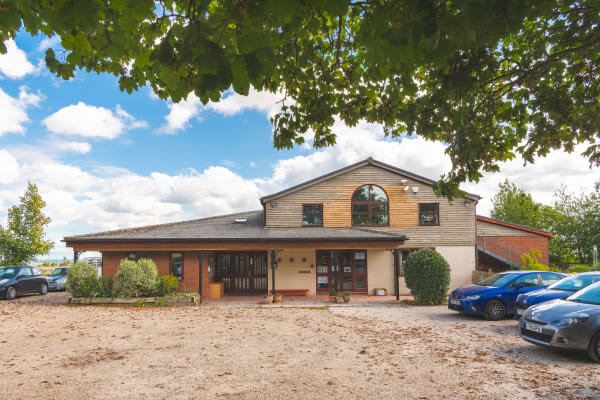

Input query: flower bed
[69,296,200,306]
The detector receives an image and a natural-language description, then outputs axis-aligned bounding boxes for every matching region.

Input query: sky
[1,33,600,261]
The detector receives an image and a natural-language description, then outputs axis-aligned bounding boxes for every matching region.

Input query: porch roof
[63,210,407,243]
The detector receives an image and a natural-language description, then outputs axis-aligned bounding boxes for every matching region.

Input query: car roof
[1,265,34,268]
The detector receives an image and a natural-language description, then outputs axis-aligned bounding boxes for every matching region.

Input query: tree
[404,248,450,305]
[0,182,54,265]
[2,1,599,196]
[490,180,543,228]
[551,183,600,265]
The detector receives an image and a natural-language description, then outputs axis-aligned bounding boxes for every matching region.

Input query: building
[63,158,549,299]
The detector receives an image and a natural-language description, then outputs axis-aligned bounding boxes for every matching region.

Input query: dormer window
[351,184,389,226]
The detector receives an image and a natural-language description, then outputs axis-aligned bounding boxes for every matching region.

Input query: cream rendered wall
[435,246,476,291]
[267,249,317,295]
[367,249,396,295]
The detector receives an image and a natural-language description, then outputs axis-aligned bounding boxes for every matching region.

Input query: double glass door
[216,252,268,294]
[316,250,367,293]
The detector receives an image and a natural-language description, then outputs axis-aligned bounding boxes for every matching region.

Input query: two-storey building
[64,158,483,298]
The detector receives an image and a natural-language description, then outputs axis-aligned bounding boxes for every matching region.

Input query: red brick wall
[100,251,206,295]
[477,235,550,268]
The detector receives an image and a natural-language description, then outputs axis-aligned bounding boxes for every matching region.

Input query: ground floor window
[171,252,183,280]
[316,250,367,293]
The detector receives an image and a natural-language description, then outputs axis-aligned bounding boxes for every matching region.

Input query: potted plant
[336,293,345,303]
[343,291,352,303]
[329,287,337,303]
[273,293,282,303]
[263,293,273,304]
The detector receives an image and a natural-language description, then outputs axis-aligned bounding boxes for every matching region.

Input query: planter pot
[263,296,273,304]
[343,295,351,303]
[336,296,345,303]
[329,295,337,303]
[273,295,282,303]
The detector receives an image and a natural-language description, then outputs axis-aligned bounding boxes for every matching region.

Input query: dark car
[514,272,600,318]
[519,281,600,362]
[0,266,49,300]
[47,267,69,291]
[448,270,567,320]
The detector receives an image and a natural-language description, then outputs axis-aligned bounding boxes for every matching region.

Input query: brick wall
[100,251,207,296]
[477,235,550,268]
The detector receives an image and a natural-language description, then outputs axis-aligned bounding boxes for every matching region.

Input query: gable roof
[260,157,481,204]
[476,215,553,237]
[64,210,407,243]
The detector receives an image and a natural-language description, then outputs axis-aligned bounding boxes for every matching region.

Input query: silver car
[519,281,600,362]
[47,267,69,291]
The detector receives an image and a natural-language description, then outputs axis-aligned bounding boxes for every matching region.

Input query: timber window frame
[171,252,184,281]
[351,184,389,226]
[418,203,440,226]
[302,204,323,226]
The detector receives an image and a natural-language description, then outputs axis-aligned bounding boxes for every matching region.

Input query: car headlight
[0,278,8,285]
[551,313,589,326]
[464,295,481,300]
[58,277,66,283]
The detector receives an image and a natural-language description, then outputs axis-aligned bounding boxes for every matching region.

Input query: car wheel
[6,287,17,300]
[588,332,600,363]
[40,283,48,295]
[484,299,506,321]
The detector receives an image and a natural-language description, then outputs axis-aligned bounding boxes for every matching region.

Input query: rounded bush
[116,258,158,298]
[157,274,179,296]
[404,249,451,305]
[567,264,592,274]
[66,261,98,297]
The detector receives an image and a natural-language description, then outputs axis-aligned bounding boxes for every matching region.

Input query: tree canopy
[2,0,599,196]
[490,180,543,229]
[0,182,54,265]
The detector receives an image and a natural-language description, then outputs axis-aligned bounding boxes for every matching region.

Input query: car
[0,265,49,300]
[515,272,600,318]
[47,266,70,291]
[448,270,567,320]
[519,281,600,362]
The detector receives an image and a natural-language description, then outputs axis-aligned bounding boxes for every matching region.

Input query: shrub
[520,248,549,271]
[567,264,592,273]
[329,287,337,296]
[66,261,98,297]
[404,249,451,305]
[115,258,158,298]
[156,274,179,296]
[592,263,600,271]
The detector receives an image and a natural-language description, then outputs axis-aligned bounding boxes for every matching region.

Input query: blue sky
[1,33,600,260]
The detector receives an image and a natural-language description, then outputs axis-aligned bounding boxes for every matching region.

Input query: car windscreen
[567,282,600,305]
[477,273,521,287]
[50,268,68,276]
[550,274,600,291]
[0,268,18,279]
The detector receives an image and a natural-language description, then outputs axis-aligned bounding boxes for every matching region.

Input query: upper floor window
[302,204,323,226]
[351,184,389,226]
[419,203,439,226]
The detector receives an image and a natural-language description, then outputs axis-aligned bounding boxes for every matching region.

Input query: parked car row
[449,271,600,362]
[0,265,69,300]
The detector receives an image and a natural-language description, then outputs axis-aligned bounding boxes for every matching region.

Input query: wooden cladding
[265,164,476,246]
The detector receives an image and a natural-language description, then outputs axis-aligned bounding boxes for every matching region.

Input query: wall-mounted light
[404,186,411,192]
[302,257,307,263]
[412,186,419,193]
[289,257,294,262]
[464,199,472,207]
[400,179,407,185]
[270,201,278,207]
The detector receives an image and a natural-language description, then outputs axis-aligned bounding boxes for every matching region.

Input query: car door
[15,267,34,294]
[30,267,45,292]
[504,273,542,313]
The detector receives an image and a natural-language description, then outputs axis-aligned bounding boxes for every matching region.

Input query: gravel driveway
[0,293,598,399]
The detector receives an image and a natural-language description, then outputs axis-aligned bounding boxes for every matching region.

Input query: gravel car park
[0,293,599,399]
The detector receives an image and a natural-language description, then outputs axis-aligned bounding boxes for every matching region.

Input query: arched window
[351,184,389,226]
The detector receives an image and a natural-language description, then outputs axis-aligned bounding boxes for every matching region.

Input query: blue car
[448,271,567,320]
[514,272,600,318]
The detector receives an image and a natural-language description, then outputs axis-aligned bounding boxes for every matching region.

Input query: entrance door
[316,250,368,293]
[216,252,268,294]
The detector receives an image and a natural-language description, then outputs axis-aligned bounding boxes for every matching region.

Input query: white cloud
[38,36,61,52]
[51,141,91,154]
[0,86,42,136]
[206,88,283,117]
[158,93,202,134]
[158,88,284,134]
[0,149,20,183]
[0,40,37,79]
[42,102,146,139]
